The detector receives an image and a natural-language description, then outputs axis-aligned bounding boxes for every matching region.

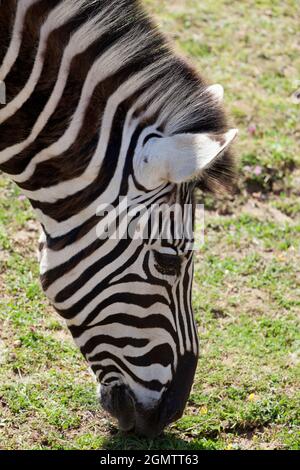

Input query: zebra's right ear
[135,129,238,189]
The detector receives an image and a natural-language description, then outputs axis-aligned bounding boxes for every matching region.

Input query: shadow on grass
[102,429,220,450]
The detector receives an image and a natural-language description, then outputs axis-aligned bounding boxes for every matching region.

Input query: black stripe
[81,335,149,356]
[125,344,174,368]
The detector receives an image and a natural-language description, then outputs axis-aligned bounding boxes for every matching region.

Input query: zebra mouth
[99,382,165,437]
[100,382,136,432]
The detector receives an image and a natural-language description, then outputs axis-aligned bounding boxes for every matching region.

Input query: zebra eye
[153,250,182,276]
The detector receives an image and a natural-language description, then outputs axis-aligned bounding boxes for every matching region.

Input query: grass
[0,0,299,451]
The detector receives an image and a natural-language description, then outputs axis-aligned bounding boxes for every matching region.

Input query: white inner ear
[135,128,237,189]
[207,84,224,103]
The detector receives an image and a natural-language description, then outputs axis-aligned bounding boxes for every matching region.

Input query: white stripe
[99,372,123,383]
[188,261,199,355]
[172,281,185,356]
[179,260,192,352]
[0,0,40,80]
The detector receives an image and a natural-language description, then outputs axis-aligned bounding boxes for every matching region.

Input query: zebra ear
[136,129,238,189]
[207,84,224,102]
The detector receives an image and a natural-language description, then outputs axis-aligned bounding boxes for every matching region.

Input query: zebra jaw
[135,128,238,189]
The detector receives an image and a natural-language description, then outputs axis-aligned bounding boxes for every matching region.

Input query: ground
[0,0,299,450]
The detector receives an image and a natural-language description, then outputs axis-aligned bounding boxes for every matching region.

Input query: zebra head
[0,0,237,438]
[74,113,237,437]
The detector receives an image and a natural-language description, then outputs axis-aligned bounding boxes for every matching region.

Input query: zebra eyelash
[153,250,182,277]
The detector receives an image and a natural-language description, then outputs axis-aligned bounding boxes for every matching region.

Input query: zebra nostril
[100,383,136,432]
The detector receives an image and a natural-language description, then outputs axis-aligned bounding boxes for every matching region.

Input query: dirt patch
[13,219,40,256]
[241,200,294,224]
[211,287,272,318]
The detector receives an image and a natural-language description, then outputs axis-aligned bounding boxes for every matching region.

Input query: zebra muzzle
[99,382,166,437]
[99,352,199,437]
[99,382,181,438]
[100,382,136,432]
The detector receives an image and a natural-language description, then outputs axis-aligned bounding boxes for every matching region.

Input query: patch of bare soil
[13,219,40,256]
[211,287,272,319]
[241,200,294,224]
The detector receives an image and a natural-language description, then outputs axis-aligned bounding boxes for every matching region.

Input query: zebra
[0,0,237,437]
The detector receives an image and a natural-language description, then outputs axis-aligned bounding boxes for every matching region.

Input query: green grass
[0,0,299,451]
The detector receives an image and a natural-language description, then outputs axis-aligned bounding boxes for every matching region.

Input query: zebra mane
[0,0,235,193]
